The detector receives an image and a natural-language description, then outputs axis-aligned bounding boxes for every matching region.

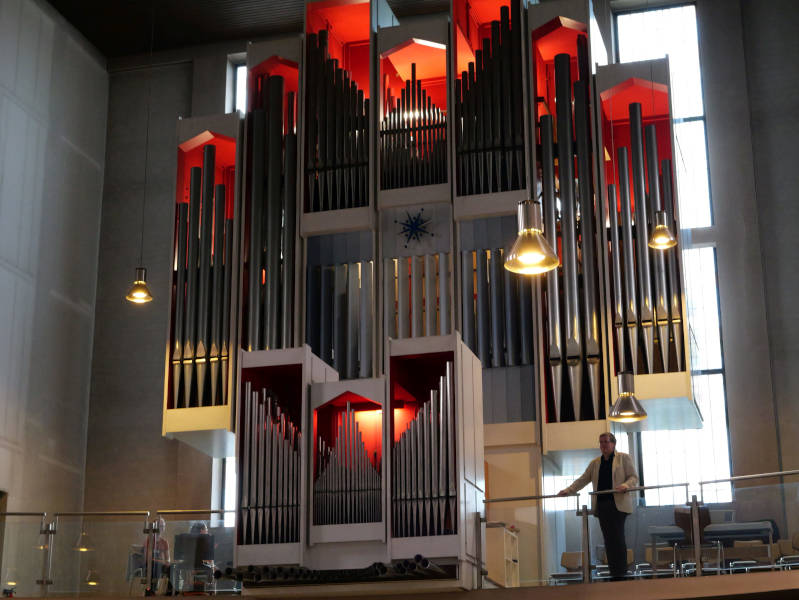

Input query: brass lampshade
[608,372,647,423]
[648,210,677,250]
[73,529,95,553]
[504,200,559,275]
[126,267,153,304]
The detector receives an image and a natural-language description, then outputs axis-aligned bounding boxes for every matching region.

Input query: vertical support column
[581,506,591,583]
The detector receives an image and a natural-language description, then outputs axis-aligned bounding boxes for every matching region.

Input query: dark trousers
[596,499,628,580]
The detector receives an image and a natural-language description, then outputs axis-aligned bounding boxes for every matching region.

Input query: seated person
[174,521,215,591]
[144,518,171,578]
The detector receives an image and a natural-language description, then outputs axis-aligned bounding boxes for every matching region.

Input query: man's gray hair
[599,431,616,443]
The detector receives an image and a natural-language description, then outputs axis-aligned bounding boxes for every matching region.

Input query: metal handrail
[0,512,47,517]
[590,482,689,495]
[156,509,234,515]
[54,511,150,517]
[484,493,577,504]
[699,469,799,486]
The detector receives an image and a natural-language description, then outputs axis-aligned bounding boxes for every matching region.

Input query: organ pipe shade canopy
[609,372,647,423]
[126,267,153,304]
[73,529,95,552]
[649,210,677,249]
[504,200,559,275]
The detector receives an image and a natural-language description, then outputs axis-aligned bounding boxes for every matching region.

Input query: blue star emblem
[396,209,432,247]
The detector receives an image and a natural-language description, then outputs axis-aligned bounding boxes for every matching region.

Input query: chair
[672,505,723,574]
[548,552,584,585]
[126,544,146,594]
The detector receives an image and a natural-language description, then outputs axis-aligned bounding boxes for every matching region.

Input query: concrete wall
[0,0,107,513]
[694,0,781,478]
[83,41,245,513]
[740,0,799,475]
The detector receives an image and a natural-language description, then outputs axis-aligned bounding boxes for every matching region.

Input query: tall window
[617,4,731,505]
[235,64,247,114]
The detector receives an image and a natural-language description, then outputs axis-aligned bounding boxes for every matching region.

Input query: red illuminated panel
[307,0,371,97]
[248,56,300,130]
[530,17,586,125]
[454,0,507,72]
[314,391,382,474]
[176,131,236,219]
[599,77,673,210]
[381,38,448,112]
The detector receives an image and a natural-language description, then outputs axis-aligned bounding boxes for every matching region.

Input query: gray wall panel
[0,0,108,516]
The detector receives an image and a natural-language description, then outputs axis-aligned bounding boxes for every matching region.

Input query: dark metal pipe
[264,76,284,350]
[247,110,265,351]
[629,103,654,373]
[197,144,215,406]
[210,183,225,405]
[282,92,297,349]
[183,167,202,408]
[172,202,188,406]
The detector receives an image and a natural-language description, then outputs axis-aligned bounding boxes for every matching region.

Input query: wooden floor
[240,570,799,599]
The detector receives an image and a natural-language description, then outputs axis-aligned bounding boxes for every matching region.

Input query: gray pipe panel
[504,268,518,366]
[461,251,474,349]
[476,250,490,365]
[439,253,449,335]
[347,262,359,379]
[319,266,332,364]
[384,258,395,340]
[489,249,505,367]
[411,256,423,338]
[359,261,372,378]
[518,273,532,365]
[398,257,409,338]
[425,254,437,336]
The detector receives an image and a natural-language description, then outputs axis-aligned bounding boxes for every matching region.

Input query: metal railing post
[690,495,702,577]
[36,516,55,595]
[581,505,591,584]
[475,511,484,590]
[144,518,156,594]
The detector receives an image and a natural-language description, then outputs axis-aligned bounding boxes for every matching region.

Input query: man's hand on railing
[557,489,570,497]
[614,484,629,492]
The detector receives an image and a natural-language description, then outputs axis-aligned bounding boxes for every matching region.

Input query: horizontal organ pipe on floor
[384,254,451,339]
[172,146,233,409]
[245,74,297,353]
[305,261,374,379]
[460,249,534,369]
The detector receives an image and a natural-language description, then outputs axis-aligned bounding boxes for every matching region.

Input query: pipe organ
[161,0,696,590]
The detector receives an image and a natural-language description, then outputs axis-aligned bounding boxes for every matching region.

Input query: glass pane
[224,457,237,527]
[674,120,713,229]
[0,516,46,597]
[682,247,723,371]
[163,518,238,594]
[617,5,704,119]
[235,64,247,114]
[640,374,731,506]
[49,517,150,596]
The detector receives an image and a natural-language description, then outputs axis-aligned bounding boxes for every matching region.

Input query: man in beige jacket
[558,432,638,580]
